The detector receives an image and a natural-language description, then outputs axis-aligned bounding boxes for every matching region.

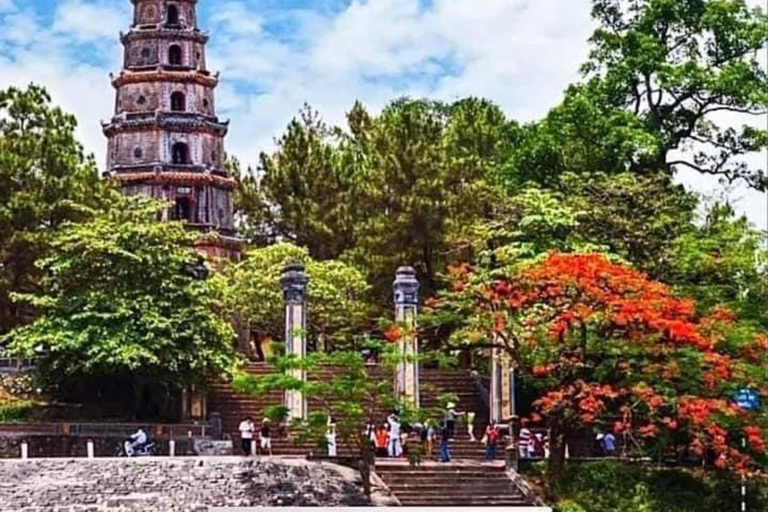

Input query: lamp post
[282,261,309,421]
[393,267,420,408]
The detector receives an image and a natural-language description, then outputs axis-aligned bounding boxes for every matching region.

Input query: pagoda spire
[103,0,240,259]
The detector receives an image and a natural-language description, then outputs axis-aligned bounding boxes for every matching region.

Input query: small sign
[734,388,760,411]
[176,187,192,195]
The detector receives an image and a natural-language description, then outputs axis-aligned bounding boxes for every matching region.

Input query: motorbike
[117,439,156,457]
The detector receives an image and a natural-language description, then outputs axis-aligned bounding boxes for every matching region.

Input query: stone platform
[0,457,369,511]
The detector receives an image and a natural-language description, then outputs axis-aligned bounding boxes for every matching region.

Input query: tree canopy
[0,85,104,334]
[6,194,237,389]
[432,252,766,476]
[217,243,372,350]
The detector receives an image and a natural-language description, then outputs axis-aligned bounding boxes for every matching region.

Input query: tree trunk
[358,436,375,496]
[547,420,566,484]
[359,458,372,497]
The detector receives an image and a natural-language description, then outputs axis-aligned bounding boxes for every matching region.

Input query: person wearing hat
[260,418,272,456]
[444,402,460,439]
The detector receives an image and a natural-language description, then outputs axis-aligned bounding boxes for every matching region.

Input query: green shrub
[0,401,35,422]
[553,461,768,512]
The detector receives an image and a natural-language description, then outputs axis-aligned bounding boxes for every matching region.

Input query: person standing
[375,424,389,457]
[599,431,616,456]
[444,403,459,439]
[518,420,531,459]
[387,413,402,458]
[484,424,500,461]
[259,418,272,456]
[238,416,255,456]
[326,416,338,457]
[467,411,477,442]
[438,425,452,463]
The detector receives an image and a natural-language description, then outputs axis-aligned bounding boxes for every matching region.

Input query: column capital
[393,266,419,307]
[281,261,309,304]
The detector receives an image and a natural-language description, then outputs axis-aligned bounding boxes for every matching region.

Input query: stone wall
[0,458,369,511]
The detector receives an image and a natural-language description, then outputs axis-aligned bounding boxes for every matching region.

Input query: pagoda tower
[103,0,240,260]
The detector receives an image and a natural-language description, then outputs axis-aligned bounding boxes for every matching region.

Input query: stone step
[395,498,529,506]
[391,490,524,499]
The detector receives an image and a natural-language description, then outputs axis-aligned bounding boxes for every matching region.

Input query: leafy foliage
[0,85,105,333]
[662,203,768,328]
[237,98,512,301]
[234,341,405,496]
[549,461,768,512]
[432,252,766,476]
[5,194,237,388]
[584,0,768,186]
[217,243,372,350]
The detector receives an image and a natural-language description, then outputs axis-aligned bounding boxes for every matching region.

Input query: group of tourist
[237,417,272,456]
[236,405,592,463]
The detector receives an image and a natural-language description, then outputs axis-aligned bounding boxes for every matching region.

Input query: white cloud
[52,0,130,43]
[0,0,765,231]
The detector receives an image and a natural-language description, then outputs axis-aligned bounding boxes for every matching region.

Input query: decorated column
[393,267,420,408]
[282,261,309,421]
[490,346,515,423]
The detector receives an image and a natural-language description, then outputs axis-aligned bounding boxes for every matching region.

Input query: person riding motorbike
[125,427,149,456]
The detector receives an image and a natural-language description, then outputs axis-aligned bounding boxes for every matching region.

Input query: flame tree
[430,252,766,478]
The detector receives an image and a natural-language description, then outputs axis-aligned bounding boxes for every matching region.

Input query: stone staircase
[374,461,533,507]
[207,362,500,460]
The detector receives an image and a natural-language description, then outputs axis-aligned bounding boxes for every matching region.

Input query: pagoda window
[172,196,191,221]
[169,45,183,66]
[171,91,185,112]
[166,4,180,26]
[171,142,190,164]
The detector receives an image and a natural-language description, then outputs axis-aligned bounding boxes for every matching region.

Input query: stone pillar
[282,261,309,421]
[490,346,515,423]
[393,267,420,408]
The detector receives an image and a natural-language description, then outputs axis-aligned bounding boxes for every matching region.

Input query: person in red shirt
[484,423,500,461]
[374,425,389,457]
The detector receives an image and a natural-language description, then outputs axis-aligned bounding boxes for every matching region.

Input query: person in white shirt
[326,416,338,457]
[238,417,255,456]
[126,427,148,455]
[387,414,402,458]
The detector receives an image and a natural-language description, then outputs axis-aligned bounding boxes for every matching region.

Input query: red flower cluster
[441,252,764,472]
[383,325,403,343]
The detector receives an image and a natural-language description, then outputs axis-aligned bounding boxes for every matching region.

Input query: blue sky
[0,0,765,228]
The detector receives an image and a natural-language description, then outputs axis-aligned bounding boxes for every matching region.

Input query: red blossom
[383,325,403,343]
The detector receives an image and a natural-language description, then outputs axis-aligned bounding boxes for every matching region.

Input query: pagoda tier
[104,0,240,259]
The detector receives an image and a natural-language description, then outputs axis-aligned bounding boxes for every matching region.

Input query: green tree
[234,344,400,496]
[504,0,768,189]
[218,243,372,351]
[584,0,768,186]
[663,203,768,327]
[505,87,657,188]
[5,194,237,415]
[561,172,698,273]
[245,98,511,302]
[0,85,104,333]
[431,252,766,480]
[345,98,509,299]
[256,106,356,260]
